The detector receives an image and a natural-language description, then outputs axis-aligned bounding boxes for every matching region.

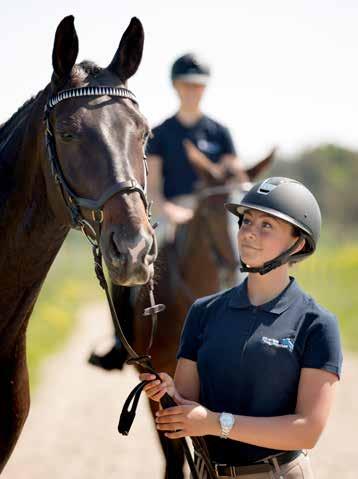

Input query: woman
[140,177,343,478]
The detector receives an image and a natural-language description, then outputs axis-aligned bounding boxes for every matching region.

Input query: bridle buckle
[214,463,237,477]
[92,209,104,224]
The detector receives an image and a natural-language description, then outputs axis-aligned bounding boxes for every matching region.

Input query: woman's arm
[174,358,200,402]
[157,368,339,449]
[212,368,338,450]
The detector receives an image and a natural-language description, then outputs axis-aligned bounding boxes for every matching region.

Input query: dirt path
[2,304,356,478]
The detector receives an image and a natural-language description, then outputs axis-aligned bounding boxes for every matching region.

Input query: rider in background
[147,52,249,242]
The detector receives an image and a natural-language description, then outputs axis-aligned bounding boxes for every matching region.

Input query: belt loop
[272,457,284,479]
[230,465,236,477]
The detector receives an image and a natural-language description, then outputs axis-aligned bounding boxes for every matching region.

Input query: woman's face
[173,80,206,110]
[237,208,300,268]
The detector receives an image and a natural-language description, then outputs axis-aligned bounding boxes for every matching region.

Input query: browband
[47,86,137,110]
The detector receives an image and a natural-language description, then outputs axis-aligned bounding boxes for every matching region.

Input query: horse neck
[177,206,221,297]
[0,88,69,345]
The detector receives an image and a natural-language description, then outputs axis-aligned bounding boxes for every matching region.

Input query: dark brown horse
[109,151,274,478]
[0,15,155,472]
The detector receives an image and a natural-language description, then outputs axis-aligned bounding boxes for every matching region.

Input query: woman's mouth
[241,243,261,251]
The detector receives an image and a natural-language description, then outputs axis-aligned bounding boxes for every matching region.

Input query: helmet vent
[258,180,276,195]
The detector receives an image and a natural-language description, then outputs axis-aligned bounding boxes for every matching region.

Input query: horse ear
[245,147,276,180]
[52,15,79,80]
[184,140,224,185]
[107,17,144,82]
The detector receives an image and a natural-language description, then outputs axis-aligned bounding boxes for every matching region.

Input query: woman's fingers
[139,372,175,402]
[144,382,166,395]
[139,373,156,381]
[164,430,186,439]
[156,422,183,431]
[151,390,167,402]
[143,381,168,402]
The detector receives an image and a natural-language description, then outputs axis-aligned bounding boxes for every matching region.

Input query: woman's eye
[242,217,251,225]
[262,222,272,229]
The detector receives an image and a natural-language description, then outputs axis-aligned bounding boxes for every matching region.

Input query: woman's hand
[139,372,177,402]
[155,399,219,439]
[163,201,194,224]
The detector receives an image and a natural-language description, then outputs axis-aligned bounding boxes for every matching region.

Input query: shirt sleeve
[146,125,163,158]
[220,126,237,156]
[301,312,343,379]
[176,301,204,362]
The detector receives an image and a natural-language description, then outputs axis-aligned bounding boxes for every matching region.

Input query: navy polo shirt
[146,115,236,199]
[176,277,343,465]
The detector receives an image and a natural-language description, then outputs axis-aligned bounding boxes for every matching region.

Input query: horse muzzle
[101,226,156,286]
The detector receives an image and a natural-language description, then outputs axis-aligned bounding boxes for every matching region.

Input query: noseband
[44,85,149,231]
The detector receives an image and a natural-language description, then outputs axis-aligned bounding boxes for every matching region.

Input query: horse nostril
[111,232,121,257]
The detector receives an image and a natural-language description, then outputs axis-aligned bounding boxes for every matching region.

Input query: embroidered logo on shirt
[261,336,295,352]
[197,139,221,154]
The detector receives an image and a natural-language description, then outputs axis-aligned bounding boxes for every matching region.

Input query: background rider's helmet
[171,53,210,85]
[225,177,322,274]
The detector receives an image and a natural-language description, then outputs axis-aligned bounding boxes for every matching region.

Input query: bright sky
[1,0,357,164]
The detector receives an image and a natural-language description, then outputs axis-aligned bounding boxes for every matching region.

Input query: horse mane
[0,91,45,217]
[0,61,103,217]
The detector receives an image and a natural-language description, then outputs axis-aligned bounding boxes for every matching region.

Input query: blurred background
[1,1,357,478]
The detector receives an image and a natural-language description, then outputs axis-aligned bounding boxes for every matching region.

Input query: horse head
[43,16,156,286]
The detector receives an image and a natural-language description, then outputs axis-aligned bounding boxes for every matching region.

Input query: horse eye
[60,132,75,142]
[143,131,150,143]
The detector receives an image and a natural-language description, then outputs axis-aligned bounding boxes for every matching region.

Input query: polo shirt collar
[229,277,301,314]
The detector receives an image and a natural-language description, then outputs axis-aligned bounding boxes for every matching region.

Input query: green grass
[27,228,358,390]
[294,233,358,351]
[27,231,101,389]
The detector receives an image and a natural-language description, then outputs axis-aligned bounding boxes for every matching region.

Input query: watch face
[221,413,234,428]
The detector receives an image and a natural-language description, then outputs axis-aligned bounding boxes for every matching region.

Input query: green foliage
[268,144,358,227]
[295,234,358,351]
[27,231,101,389]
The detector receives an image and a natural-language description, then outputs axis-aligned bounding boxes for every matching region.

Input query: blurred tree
[267,144,358,228]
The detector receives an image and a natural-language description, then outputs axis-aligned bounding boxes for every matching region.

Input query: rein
[45,86,216,479]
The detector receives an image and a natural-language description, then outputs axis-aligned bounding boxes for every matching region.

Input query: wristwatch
[219,412,235,439]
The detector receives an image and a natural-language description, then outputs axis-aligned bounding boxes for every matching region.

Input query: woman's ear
[293,236,306,255]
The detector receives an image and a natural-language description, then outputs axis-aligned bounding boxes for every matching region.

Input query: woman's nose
[242,225,256,239]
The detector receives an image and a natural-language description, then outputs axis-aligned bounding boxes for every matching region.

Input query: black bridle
[44,85,149,231]
[44,86,216,479]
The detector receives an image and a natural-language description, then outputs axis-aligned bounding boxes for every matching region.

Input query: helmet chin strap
[240,235,304,276]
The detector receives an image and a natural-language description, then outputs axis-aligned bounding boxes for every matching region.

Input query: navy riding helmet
[171,53,210,85]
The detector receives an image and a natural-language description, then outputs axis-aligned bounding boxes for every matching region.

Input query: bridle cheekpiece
[44,85,149,233]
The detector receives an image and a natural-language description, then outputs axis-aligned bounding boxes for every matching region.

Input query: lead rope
[81,221,216,479]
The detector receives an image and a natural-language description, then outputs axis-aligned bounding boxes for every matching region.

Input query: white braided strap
[47,86,137,109]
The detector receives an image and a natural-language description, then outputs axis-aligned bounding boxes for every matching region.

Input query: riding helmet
[225,177,322,274]
[171,53,210,85]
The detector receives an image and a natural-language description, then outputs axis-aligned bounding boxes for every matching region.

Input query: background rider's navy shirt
[176,277,343,465]
[146,115,236,199]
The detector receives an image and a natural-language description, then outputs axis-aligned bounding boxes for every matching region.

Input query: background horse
[0,15,154,472]
[110,150,274,478]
